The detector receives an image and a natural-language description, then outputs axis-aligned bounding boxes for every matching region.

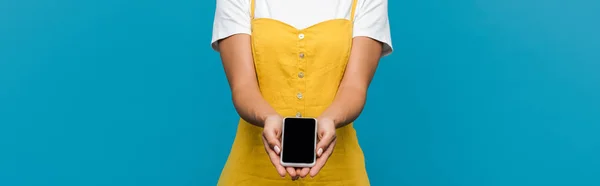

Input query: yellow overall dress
[217,0,369,185]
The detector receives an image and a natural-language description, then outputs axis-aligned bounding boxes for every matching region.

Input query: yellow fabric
[217,0,369,185]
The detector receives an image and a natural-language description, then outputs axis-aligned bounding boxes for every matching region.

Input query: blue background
[1,0,599,185]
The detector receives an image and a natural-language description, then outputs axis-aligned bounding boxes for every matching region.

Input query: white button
[297,92,303,99]
[298,72,304,78]
[298,33,304,39]
[296,112,302,117]
[299,53,305,58]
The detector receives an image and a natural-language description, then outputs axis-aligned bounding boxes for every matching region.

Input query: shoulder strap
[350,0,358,22]
[250,0,256,20]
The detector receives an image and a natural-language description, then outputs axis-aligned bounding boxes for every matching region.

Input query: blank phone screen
[281,118,316,164]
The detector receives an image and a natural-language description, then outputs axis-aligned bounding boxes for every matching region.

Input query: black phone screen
[281,118,316,164]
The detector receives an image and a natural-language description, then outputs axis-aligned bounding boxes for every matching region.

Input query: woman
[211,0,392,185]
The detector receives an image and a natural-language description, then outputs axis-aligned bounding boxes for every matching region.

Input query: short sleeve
[353,0,393,57]
[211,0,251,52]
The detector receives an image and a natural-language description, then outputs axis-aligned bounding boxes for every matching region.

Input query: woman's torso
[213,0,392,185]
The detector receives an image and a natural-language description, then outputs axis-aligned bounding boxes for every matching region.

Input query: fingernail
[317,148,323,156]
[274,146,280,154]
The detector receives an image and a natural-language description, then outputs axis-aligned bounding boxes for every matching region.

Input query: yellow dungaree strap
[350,0,358,22]
[250,0,256,20]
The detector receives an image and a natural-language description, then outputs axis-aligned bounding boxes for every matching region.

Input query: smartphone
[280,117,318,167]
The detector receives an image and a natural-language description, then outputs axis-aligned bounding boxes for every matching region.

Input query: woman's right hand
[261,115,298,179]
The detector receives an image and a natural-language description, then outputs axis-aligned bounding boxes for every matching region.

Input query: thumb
[263,129,282,154]
[315,131,335,157]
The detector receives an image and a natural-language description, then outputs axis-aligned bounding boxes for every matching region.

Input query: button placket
[296,33,307,117]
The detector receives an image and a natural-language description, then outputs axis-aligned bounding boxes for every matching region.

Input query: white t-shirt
[211,0,393,57]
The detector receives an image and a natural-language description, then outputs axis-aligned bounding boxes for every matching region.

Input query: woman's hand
[308,117,337,177]
[261,115,299,179]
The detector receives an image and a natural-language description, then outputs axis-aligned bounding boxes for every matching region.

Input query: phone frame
[279,117,318,167]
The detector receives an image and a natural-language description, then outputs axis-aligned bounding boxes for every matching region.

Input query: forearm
[231,86,279,127]
[319,85,367,128]
[218,34,279,127]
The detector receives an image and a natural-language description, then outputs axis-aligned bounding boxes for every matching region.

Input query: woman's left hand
[306,117,337,177]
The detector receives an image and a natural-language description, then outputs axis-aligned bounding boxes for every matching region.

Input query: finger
[295,168,303,179]
[298,167,310,178]
[262,136,286,177]
[263,130,282,155]
[266,149,286,177]
[286,167,297,178]
[315,131,336,157]
[310,138,336,177]
[291,171,299,181]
